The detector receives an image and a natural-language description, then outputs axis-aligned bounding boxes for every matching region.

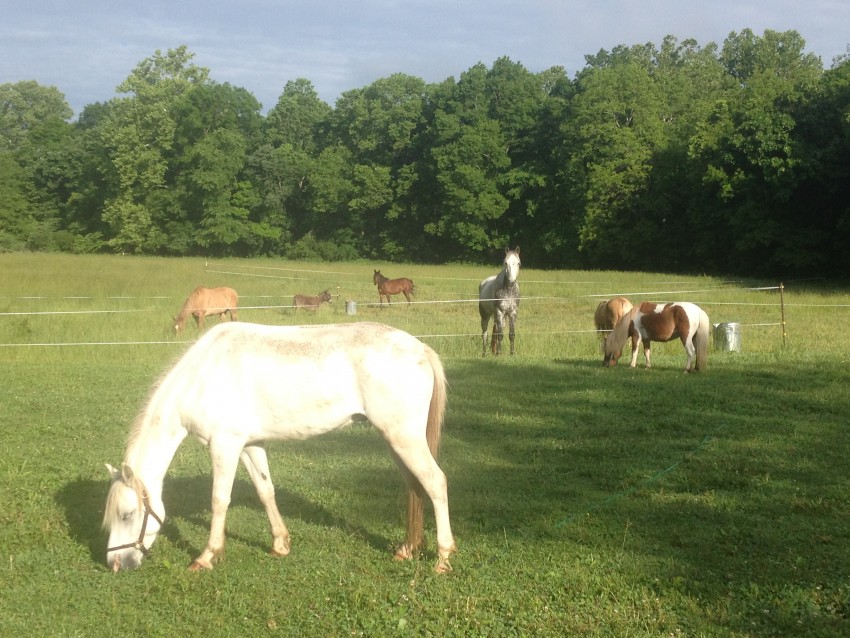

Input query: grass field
[1,253,848,636]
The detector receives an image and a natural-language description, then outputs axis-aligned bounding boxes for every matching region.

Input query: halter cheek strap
[107,484,164,556]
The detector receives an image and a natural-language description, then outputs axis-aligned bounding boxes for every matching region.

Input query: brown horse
[173,286,238,334]
[594,297,633,338]
[373,270,415,304]
[293,290,333,311]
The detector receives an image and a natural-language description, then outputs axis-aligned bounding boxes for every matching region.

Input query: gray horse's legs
[492,310,505,355]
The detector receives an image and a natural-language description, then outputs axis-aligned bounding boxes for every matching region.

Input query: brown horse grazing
[293,290,333,312]
[173,286,238,334]
[373,270,415,304]
[594,297,633,338]
[603,301,710,373]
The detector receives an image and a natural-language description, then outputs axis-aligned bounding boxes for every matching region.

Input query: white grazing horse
[103,321,455,573]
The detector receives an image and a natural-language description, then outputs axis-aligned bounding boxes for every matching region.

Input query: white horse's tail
[695,309,710,371]
[404,345,447,552]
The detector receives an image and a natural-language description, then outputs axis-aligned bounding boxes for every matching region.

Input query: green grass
[1,253,848,636]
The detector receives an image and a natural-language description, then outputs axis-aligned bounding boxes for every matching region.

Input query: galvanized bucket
[713,322,742,352]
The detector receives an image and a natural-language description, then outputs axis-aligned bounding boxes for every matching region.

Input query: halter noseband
[107,482,163,556]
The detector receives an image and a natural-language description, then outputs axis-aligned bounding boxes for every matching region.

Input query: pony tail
[695,310,710,371]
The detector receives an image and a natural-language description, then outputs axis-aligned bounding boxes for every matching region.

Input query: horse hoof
[393,544,416,561]
[188,560,212,571]
[434,558,453,574]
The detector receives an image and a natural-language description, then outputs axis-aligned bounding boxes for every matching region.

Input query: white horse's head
[503,246,521,284]
[103,463,164,571]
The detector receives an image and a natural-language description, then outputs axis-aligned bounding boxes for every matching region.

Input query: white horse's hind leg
[240,445,291,557]
[388,436,455,572]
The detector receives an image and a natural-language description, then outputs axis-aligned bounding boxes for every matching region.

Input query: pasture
[1,253,848,636]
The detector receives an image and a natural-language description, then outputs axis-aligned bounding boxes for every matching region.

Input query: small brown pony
[293,290,333,311]
[373,270,415,304]
[594,297,633,337]
[173,286,238,334]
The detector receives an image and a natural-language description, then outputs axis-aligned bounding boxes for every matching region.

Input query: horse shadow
[56,468,397,567]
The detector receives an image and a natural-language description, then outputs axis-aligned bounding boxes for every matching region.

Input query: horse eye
[121,512,134,522]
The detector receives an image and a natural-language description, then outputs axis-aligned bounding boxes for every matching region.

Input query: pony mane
[606,306,638,354]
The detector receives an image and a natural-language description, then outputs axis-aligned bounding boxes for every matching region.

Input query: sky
[3,0,849,118]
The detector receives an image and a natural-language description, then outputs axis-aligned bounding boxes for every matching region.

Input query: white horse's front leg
[240,445,291,557]
[190,438,242,570]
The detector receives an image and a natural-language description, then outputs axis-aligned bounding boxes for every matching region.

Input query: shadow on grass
[443,356,850,634]
[56,462,410,568]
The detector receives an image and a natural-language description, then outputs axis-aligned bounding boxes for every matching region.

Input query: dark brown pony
[373,270,415,304]
[293,290,333,311]
[173,286,238,334]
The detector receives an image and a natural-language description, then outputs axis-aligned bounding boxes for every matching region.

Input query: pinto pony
[103,322,455,574]
[478,247,521,356]
[173,286,238,334]
[373,270,415,304]
[603,301,710,372]
[293,290,333,311]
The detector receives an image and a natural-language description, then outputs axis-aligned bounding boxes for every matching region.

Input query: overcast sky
[3,0,849,117]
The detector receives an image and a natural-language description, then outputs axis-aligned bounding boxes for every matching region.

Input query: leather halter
[106,482,163,556]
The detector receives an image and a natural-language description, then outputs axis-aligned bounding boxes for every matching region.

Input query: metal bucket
[345,300,357,316]
[713,322,742,352]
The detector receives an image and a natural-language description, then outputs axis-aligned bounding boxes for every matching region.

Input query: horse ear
[120,463,135,484]
[105,463,121,481]
[514,246,520,255]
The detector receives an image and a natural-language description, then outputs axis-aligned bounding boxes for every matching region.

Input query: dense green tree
[323,74,429,259]
[169,81,272,255]
[689,29,822,274]
[0,81,74,250]
[101,46,210,252]
[417,66,511,259]
[564,47,667,267]
[5,35,850,276]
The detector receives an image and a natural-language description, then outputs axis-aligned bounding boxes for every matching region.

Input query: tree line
[2,29,849,278]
